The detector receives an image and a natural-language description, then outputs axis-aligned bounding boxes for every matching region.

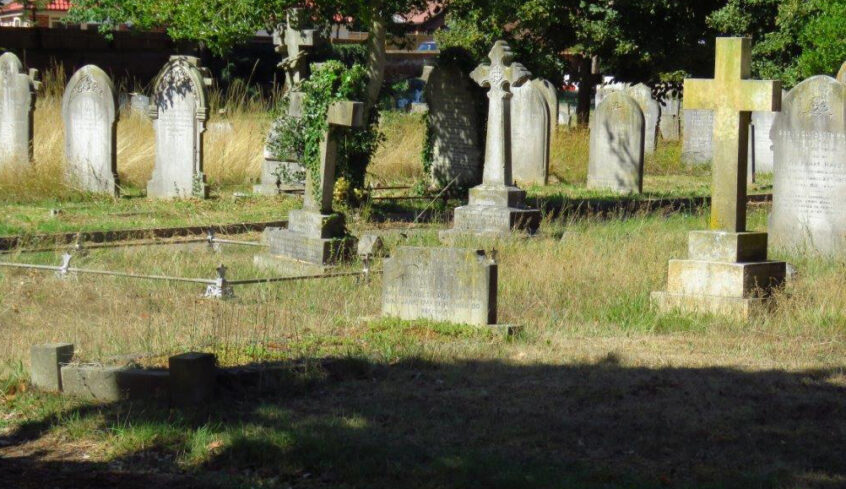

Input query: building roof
[2,1,71,13]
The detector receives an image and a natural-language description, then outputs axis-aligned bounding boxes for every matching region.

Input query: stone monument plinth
[256,101,363,273]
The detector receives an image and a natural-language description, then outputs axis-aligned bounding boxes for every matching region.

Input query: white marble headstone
[62,65,118,195]
[624,83,660,154]
[147,56,211,199]
[681,109,714,165]
[769,75,846,254]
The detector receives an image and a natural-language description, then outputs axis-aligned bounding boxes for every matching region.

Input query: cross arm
[327,101,364,128]
[470,64,490,87]
[683,78,717,111]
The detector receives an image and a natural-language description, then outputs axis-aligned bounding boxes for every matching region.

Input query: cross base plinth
[255,210,356,274]
[652,231,785,318]
[439,185,540,241]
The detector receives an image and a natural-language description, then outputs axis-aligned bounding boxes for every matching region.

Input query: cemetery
[0,1,845,488]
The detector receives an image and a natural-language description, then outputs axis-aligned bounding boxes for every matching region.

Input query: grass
[1,206,845,487]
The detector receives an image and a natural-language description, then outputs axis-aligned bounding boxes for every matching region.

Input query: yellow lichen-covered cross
[684,37,781,232]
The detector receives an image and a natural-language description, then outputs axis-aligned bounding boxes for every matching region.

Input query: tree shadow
[2,356,845,488]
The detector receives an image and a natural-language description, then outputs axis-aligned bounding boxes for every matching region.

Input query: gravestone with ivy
[440,41,541,241]
[146,56,212,199]
[257,101,363,271]
[255,8,317,195]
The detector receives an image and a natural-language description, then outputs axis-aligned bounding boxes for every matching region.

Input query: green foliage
[269,61,381,204]
[709,0,846,87]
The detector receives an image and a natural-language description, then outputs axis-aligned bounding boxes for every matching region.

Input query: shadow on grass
[2,356,845,489]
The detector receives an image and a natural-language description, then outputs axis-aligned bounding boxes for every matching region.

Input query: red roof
[2,1,71,13]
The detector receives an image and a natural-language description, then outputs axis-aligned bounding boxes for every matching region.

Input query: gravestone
[746,108,779,175]
[682,109,714,165]
[382,247,497,327]
[440,41,541,240]
[659,93,681,141]
[534,78,558,135]
[594,82,626,107]
[147,56,212,199]
[837,61,846,83]
[624,83,660,154]
[257,101,363,271]
[769,75,846,254]
[510,80,550,186]
[424,63,483,188]
[62,65,119,195]
[587,91,644,193]
[0,52,38,166]
[255,10,317,195]
[652,37,785,318]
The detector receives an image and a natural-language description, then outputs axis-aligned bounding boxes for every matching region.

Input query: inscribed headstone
[587,91,644,193]
[424,64,483,187]
[62,65,118,195]
[682,109,714,165]
[0,52,37,166]
[747,107,780,175]
[594,82,626,108]
[382,247,497,327]
[624,83,660,154]
[147,56,211,199]
[659,93,681,141]
[510,81,550,186]
[769,75,846,254]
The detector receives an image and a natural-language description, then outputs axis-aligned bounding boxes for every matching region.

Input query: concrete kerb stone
[30,343,74,392]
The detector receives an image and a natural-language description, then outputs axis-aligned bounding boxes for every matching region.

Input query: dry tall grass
[0,67,270,202]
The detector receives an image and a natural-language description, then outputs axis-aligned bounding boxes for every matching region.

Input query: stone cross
[303,101,365,214]
[275,9,316,89]
[684,37,781,232]
[470,40,531,186]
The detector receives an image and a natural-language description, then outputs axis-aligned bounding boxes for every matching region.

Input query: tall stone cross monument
[254,9,317,195]
[440,41,541,241]
[258,101,363,272]
[652,37,786,318]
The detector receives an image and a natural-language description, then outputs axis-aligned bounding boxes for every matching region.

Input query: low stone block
[382,247,497,326]
[651,291,770,319]
[61,365,127,401]
[666,259,785,298]
[118,369,170,400]
[688,231,767,262]
[284,210,347,239]
[30,343,74,392]
[468,185,528,208]
[448,205,541,236]
[169,352,217,407]
[263,228,356,265]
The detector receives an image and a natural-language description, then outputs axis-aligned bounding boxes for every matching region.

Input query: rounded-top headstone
[588,91,645,194]
[0,52,37,166]
[624,83,660,154]
[769,75,846,254]
[510,81,550,186]
[62,65,119,195]
[837,61,846,84]
[533,78,559,135]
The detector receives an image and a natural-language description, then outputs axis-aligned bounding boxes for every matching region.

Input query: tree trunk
[364,11,387,115]
[575,55,595,127]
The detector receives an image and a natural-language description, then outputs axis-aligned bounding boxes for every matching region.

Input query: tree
[708,0,846,88]
[442,0,723,126]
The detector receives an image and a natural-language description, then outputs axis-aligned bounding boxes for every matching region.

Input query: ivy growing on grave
[267,60,382,206]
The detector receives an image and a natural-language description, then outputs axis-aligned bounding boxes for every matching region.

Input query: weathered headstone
[440,41,541,240]
[255,10,317,195]
[682,109,714,165]
[147,56,212,199]
[587,91,644,193]
[769,75,846,254]
[746,107,780,175]
[594,82,626,108]
[652,37,785,318]
[837,61,846,83]
[257,101,363,271]
[62,65,119,195]
[0,52,38,166]
[382,247,497,327]
[424,63,483,188]
[659,93,681,141]
[534,78,558,135]
[624,83,660,154]
[510,80,550,186]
